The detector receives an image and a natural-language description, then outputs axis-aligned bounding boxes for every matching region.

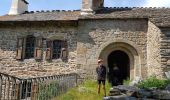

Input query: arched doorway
[98,41,142,81]
[108,50,130,86]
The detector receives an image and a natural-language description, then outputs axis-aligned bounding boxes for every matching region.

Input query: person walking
[96,59,106,97]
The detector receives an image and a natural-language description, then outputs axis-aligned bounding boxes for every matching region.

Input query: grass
[54,80,111,100]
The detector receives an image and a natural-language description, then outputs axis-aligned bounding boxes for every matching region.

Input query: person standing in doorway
[112,64,120,86]
[108,63,119,86]
[96,59,106,97]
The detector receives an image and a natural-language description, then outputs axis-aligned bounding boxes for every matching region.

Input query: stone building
[0,0,170,83]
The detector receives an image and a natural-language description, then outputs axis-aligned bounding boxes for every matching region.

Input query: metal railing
[0,72,78,100]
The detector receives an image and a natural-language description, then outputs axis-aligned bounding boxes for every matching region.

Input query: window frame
[52,40,63,59]
[24,35,36,59]
[46,39,68,61]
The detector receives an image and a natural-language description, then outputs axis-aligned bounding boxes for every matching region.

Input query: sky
[0,0,170,15]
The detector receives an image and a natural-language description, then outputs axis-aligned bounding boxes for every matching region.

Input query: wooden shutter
[16,37,24,60]
[34,37,43,60]
[46,40,53,60]
[60,41,68,61]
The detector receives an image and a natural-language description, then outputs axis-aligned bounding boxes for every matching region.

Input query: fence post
[12,78,17,100]
[75,73,78,87]
[18,80,23,100]
[31,79,36,100]
[0,74,2,100]
[15,80,20,100]
[37,78,41,100]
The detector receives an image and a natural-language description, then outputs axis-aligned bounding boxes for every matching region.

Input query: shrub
[137,76,170,90]
[123,78,131,85]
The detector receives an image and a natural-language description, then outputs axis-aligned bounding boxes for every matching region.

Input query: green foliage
[38,81,59,100]
[55,80,111,100]
[137,76,170,89]
[123,78,131,85]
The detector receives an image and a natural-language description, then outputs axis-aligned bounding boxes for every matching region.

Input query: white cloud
[143,0,170,7]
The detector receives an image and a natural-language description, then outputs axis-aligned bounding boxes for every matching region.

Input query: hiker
[112,64,120,86]
[96,59,106,96]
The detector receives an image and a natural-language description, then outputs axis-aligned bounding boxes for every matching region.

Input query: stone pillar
[81,0,104,15]
[9,0,29,15]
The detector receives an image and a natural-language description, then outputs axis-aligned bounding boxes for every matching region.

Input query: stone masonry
[147,21,162,78]
[0,23,78,78]
[0,0,170,80]
[161,29,170,75]
[77,19,148,79]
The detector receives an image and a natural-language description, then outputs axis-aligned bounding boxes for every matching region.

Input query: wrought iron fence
[0,72,78,100]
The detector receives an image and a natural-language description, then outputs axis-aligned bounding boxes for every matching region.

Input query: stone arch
[97,39,142,80]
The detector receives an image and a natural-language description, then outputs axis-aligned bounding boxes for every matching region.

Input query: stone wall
[160,29,170,77]
[0,19,168,79]
[0,23,78,78]
[147,21,162,78]
[77,19,148,79]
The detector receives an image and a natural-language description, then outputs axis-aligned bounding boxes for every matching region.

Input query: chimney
[9,0,29,15]
[81,0,104,15]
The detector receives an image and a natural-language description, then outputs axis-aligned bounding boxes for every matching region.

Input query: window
[52,40,63,59]
[46,40,67,60]
[16,36,68,61]
[16,36,43,60]
[25,36,35,59]
[21,81,32,99]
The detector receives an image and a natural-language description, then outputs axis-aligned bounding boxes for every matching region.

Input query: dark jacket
[96,65,106,80]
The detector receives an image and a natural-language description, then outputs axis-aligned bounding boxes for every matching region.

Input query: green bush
[123,78,131,85]
[137,76,170,89]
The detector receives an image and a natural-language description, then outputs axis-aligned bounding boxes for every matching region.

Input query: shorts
[97,80,105,85]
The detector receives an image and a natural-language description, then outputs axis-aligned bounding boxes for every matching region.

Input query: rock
[165,71,170,79]
[126,90,138,97]
[152,90,170,99]
[151,90,163,99]
[113,85,139,97]
[129,76,142,86]
[165,84,170,91]
[147,87,158,91]
[114,85,139,92]
[103,94,133,100]
[138,89,152,98]
[109,88,121,96]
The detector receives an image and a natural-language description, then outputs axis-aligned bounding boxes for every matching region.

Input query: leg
[97,80,101,94]
[102,80,106,96]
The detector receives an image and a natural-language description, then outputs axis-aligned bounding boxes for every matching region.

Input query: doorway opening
[108,50,130,86]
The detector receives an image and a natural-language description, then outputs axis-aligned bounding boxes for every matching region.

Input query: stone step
[103,95,135,100]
